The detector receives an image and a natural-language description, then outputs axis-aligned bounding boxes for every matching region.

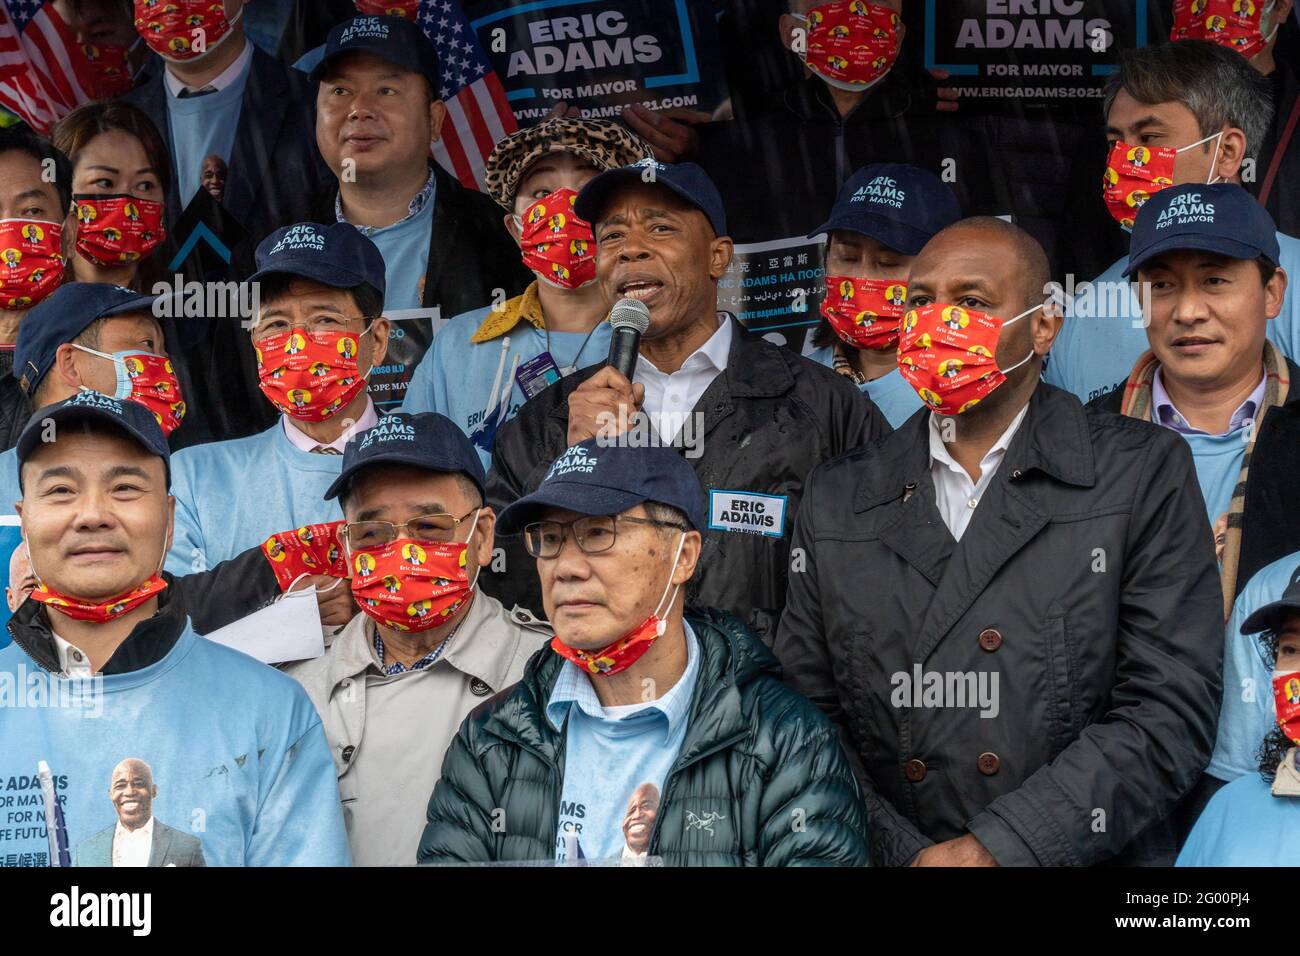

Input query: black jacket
[310,162,532,412]
[1089,358,1300,600]
[7,543,280,673]
[0,350,30,452]
[125,45,333,442]
[774,383,1224,866]
[482,320,888,639]
[418,607,868,866]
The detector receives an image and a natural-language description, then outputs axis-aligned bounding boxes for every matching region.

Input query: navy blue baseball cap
[248,222,386,299]
[809,163,961,254]
[15,283,163,398]
[1124,183,1280,278]
[1242,564,1300,635]
[496,443,707,537]
[308,14,440,90]
[575,159,727,237]
[324,412,487,503]
[15,390,170,491]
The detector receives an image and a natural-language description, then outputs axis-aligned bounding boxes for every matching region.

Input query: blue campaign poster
[0,517,22,647]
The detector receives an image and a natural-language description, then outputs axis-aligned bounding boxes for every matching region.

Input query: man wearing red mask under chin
[419,444,867,866]
[164,222,389,629]
[282,411,550,867]
[776,217,1225,867]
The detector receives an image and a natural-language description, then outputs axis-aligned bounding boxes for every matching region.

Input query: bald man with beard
[776,218,1225,867]
[74,758,206,867]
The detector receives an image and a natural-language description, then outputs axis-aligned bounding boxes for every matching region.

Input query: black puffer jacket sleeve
[964,430,1223,866]
[171,544,282,635]
[775,463,929,866]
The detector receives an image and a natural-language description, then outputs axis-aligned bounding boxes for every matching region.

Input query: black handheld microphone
[606,297,651,381]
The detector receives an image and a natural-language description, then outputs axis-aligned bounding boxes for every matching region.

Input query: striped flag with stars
[419,0,517,192]
[0,0,94,135]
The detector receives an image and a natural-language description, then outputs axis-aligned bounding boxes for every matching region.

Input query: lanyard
[545,321,604,376]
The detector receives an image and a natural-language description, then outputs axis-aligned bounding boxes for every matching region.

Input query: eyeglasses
[251,314,375,341]
[523,514,687,559]
[343,509,478,549]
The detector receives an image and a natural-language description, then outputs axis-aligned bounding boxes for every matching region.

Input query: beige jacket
[285,592,550,864]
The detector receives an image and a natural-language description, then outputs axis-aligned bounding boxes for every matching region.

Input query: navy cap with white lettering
[1241,564,1300,635]
[324,412,486,503]
[248,222,386,299]
[16,390,170,491]
[574,159,727,237]
[1124,182,1280,277]
[308,14,440,91]
[808,163,961,255]
[495,443,707,536]
[14,282,163,398]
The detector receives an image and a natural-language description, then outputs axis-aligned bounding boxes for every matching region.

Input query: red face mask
[1102,134,1221,229]
[29,575,167,624]
[550,533,685,677]
[350,528,478,633]
[897,302,1038,415]
[72,350,187,438]
[133,0,240,62]
[255,328,369,423]
[798,1,901,92]
[821,275,908,350]
[262,521,349,590]
[74,195,165,267]
[354,0,421,18]
[1276,670,1300,746]
[0,219,64,310]
[78,41,136,98]
[1171,0,1278,59]
[516,188,596,290]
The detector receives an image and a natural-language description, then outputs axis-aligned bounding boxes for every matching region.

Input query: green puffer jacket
[417,607,869,866]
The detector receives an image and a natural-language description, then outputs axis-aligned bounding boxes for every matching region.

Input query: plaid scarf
[1119,341,1290,619]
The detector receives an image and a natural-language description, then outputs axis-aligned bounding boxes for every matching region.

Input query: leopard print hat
[483,117,653,210]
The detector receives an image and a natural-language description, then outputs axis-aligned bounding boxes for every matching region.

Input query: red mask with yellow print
[0,219,64,310]
[79,41,136,98]
[1102,133,1222,230]
[821,275,907,350]
[74,195,165,266]
[1171,0,1278,59]
[255,328,369,423]
[517,188,597,290]
[262,521,349,590]
[353,0,421,18]
[897,302,1039,415]
[798,0,901,92]
[350,535,476,633]
[134,0,241,62]
[29,575,167,624]
[1276,671,1300,746]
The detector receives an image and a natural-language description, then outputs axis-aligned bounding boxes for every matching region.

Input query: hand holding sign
[622,104,713,163]
[567,366,644,446]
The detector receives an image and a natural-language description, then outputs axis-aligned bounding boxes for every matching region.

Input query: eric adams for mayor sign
[924,0,1159,107]
[467,0,732,125]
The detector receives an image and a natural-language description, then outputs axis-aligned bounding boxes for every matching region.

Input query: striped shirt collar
[545,620,700,735]
[1152,365,1266,436]
[336,167,437,238]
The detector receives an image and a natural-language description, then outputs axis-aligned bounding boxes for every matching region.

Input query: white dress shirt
[163,37,252,96]
[636,316,731,441]
[112,816,154,867]
[928,403,1030,541]
[51,631,94,679]
[282,396,380,454]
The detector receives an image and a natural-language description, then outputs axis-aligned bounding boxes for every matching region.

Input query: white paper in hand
[201,585,325,664]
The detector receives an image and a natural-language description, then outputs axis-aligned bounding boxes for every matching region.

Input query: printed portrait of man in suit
[74,758,206,867]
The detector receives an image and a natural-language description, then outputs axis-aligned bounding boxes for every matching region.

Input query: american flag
[418,0,517,192]
[0,0,95,135]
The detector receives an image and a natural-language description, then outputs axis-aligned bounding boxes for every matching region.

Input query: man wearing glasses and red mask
[283,411,550,867]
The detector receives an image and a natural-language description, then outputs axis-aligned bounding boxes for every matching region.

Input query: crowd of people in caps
[0,0,1298,868]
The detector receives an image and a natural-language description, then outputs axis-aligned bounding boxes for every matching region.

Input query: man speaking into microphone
[484,159,887,639]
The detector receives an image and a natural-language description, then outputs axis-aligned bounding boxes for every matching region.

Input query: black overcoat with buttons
[774,382,1225,866]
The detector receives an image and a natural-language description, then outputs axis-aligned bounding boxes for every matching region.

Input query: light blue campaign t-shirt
[1176,769,1300,866]
[805,344,922,429]
[166,54,251,209]
[546,622,700,863]
[1208,552,1300,782]
[366,195,434,314]
[1044,231,1300,404]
